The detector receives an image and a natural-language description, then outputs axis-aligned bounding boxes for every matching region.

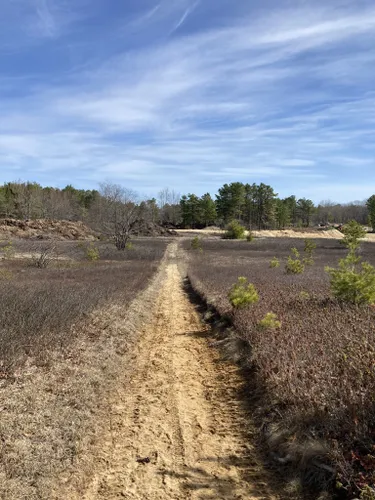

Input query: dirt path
[85,242,276,500]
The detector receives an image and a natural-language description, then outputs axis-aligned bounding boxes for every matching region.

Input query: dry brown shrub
[0,259,159,371]
[185,237,375,498]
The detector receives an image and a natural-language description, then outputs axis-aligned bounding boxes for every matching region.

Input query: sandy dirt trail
[85,242,276,500]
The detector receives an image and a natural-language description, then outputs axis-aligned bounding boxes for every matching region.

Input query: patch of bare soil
[84,242,277,500]
[252,229,375,241]
[177,228,345,239]
[252,229,344,239]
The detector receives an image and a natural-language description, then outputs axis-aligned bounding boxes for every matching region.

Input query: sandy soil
[176,228,344,239]
[251,229,344,239]
[177,228,375,241]
[83,242,276,500]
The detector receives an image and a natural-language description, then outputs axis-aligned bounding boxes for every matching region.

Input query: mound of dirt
[0,219,98,241]
[132,221,178,237]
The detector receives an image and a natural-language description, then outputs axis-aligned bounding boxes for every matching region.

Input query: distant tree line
[0,180,373,231]
[0,182,179,227]
[0,182,99,221]
[180,182,371,230]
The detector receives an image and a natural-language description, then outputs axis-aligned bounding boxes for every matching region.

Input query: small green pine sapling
[1,241,15,260]
[359,485,375,500]
[228,277,259,309]
[258,312,281,330]
[340,220,366,251]
[326,220,375,305]
[303,239,316,266]
[86,243,100,261]
[326,259,375,305]
[191,236,202,251]
[224,221,246,240]
[270,257,280,268]
[0,269,13,280]
[285,247,305,274]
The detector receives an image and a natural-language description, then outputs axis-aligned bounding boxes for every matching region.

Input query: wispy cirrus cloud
[34,0,57,37]
[172,0,200,32]
[125,0,200,38]
[0,0,87,50]
[0,0,375,201]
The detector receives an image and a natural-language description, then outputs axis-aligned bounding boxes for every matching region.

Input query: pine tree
[366,195,375,231]
[199,193,217,227]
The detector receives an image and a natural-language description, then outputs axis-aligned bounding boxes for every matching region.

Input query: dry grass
[184,237,375,498]
[0,238,168,499]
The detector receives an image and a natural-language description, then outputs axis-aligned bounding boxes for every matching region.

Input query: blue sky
[1,0,375,202]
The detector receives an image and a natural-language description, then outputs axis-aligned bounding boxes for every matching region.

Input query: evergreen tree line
[0,181,374,231]
[180,182,372,230]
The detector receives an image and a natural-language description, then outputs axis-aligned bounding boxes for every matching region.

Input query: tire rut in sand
[85,243,277,500]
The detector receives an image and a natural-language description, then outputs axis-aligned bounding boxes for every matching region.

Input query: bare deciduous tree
[30,243,57,268]
[97,183,140,250]
[158,187,181,226]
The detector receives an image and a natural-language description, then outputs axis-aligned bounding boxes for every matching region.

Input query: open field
[2,232,375,499]
[0,238,168,370]
[184,237,375,498]
[0,238,169,499]
[0,237,169,267]
[0,237,283,500]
